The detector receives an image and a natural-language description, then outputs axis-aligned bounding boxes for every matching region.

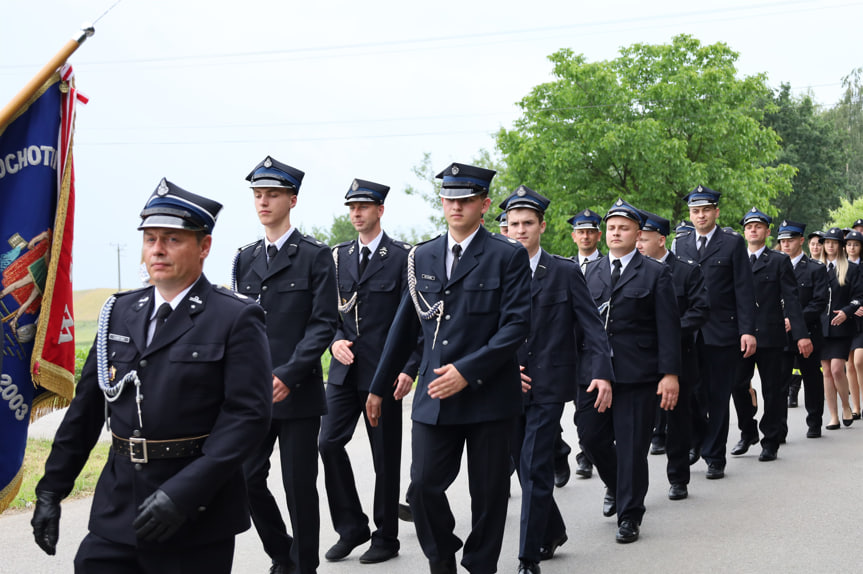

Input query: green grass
[7,438,110,512]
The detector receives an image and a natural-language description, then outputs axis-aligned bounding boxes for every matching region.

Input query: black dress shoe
[517,560,541,574]
[854,412,861,420]
[730,436,758,455]
[538,534,568,560]
[602,488,616,517]
[398,503,413,522]
[269,562,292,574]
[650,438,666,455]
[668,483,688,500]
[359,546,399,564]
[325,534,371,561]
[706,464,725,479]
[430,556,457,574]
[554,459,571,488]
[615,520,640,544]
[575,458,593,479]
[688,447,701,466]
[788,395,798,407]
[807,427,821,438]
[844,418,854,427]
[758,447,777,462]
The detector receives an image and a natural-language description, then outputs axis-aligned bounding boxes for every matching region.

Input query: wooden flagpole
[0,26,94,131]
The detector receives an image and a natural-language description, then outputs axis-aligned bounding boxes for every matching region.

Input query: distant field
[73,289,114,350]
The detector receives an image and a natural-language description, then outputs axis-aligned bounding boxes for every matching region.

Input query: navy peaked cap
[823,227,846,243]
[436,162,496,198]
[246,155,305,192]
[638,209,670,237]
[139,178,222,233]
[345,178,389,204]
[846,230,863,244]
[500,185,550,214]
[495,211,508,227]
[777,219,806,240]
[604,198,645,226]
[567,209,602,230]
[684,185,721,206]
[740,207,772,227]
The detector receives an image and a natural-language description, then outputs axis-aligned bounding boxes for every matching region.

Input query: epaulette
[114,285,149,298]
[552,254,577,265]
[414,233,443,247]
[236,239,261,254]
[678,257,698,266]
[396,240,412,250]
[332,239,355,252]
[722,227,741,237]
[489,233,521,248]
[584,257,602,266]
[675,229,693,239]
[300,233,328,247]
[213,284,256,303]
[810,258,825,266]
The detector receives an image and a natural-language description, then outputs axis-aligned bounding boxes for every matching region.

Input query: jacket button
[133,429,141,437]
[262,285,268,291]
[134,464,142,471]
[290,283,295,287]
[245,285,251,290]
[192,351,199,358]
[442,340,449,345]
[139,360,148,368]
[445,290,451,296]
[445,314,451,320]
[477,379,483,385]
[197,506,207,512]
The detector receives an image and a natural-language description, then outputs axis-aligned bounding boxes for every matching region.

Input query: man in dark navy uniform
[233,156,339,574]
[319,178,419,564]
[365,162,531,574]
[673,186,757,479]
[31,180,273,573]
[580,198,680,544]
[729,209,810,461]
[504,187,613,573]
[636,210,710,501]
[563,208,606,482]
[778,220,828,437]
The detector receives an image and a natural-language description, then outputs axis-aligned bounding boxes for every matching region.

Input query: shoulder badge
[236,239,261,254]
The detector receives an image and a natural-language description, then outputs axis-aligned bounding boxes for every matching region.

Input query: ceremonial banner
[0,65,84,512]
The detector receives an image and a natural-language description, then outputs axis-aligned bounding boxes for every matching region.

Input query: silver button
[477,379,483,385]
[197,506,206,512]
[445,290,451,295]
[445,314,451,320]
[134,464,142,471]
[192,351,199,358]
[262,285,268,291]
[245,285,251,290]
[442,340,449,345]
[139,360,148,368]
[133,429,141,437]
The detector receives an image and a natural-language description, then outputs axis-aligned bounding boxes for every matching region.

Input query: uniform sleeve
[369,291,422,396]
[36,346,106,498]
[803,265,830,325]
[568,262,614,382]
[841,264,863,318]
[159,302,273,516]
[779,256,808,341]
[732,235,758,337]
[681,263,710,335]
[656,264,682,377]
[273,246,339,389]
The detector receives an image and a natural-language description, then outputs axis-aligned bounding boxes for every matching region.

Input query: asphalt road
[3,376,860,574]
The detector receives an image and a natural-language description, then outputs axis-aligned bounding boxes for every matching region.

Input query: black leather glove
[31,489,62,555]
[133,489,186,542]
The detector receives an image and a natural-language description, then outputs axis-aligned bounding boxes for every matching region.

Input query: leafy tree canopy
[495,34,795,256]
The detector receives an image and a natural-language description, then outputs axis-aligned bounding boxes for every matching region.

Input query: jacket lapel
[124,287,155,355]
[531,249,549,297]
[249,241,268,281]
[447,227,486,286]
[612,251,642,293]
[265,237,297,279]
[359,233,390,284]
[700,227,724,262]
[142,276,210,357]
[341,240,360,283]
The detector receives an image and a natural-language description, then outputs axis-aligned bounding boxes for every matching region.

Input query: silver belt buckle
[129,437,148,464]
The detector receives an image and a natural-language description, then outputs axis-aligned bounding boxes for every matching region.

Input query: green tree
[824,67,863,201]
[496,34,796,256]
[826,197,863,229]
[765,84,845,233]
[310,213,356,246]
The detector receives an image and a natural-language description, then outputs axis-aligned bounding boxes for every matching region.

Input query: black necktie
[611,259,622,288]
[580,257,588,274]
[697,236,706,258]
[359,246,371,278]
[450,244,462,278]
[750,253,757,267]
[267,244,278,267]
[828,261,835,277]
[151,303,172,345]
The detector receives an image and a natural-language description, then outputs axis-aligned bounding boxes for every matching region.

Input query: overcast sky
[2,0,861,290]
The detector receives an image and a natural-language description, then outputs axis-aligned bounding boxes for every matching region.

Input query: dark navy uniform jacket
[666,252,711,343]
[369,226,531,425]
[675,226,757,347]
[821,260,863,339]
[750,249,808,348]
[786,254,828,342]
[584,251,681,383]
[234,233,339,419]
[329,233,421,389]
[37,276,273,547]
[518,249,613,404]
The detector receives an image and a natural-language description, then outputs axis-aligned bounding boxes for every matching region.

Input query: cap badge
[157,178,169,196]
[584,209,590,216]
[782,220,787,226]
[615,199,623,206]
[451,165,459,175]
[697,185,703,192]
[751,207,757,212]
[264,157,273,168]
[517,187,526,197]
[351,180,359,191]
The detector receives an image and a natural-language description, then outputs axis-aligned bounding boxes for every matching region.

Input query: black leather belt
[111,432,208,463]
